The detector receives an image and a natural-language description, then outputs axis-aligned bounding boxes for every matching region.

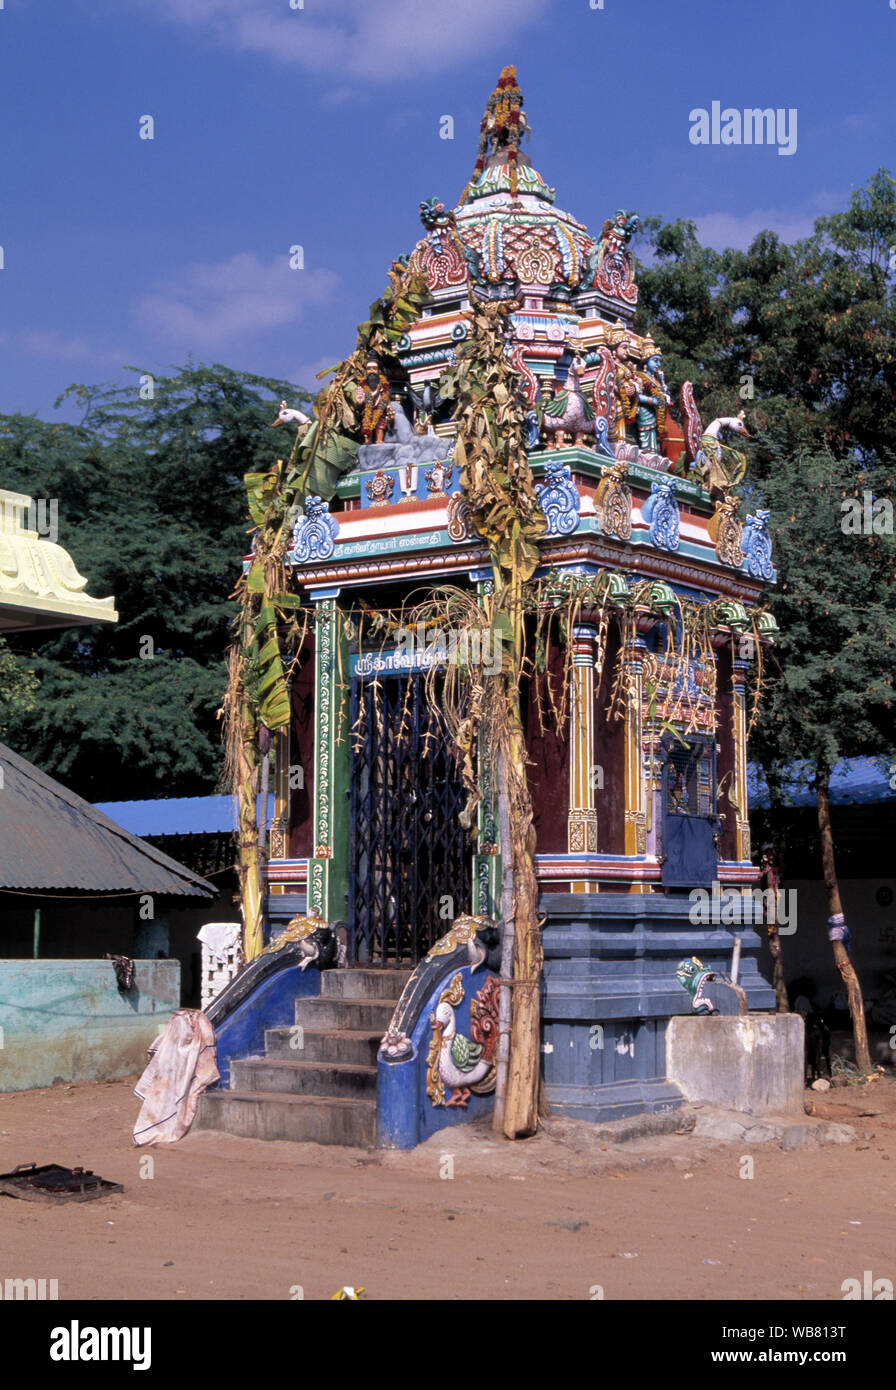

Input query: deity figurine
[352,356,394,444]
[635,338,670,453]
[609,325,640,444]
[609,325,668,451]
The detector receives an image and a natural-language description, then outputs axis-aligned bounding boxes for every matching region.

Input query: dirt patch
[0,1075,894,1300]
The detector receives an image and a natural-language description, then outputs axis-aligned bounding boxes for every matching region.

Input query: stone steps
[231,1057,377,1098]
[196,968,410,1146]
[292,996,398,1032]
[265,1026,383,1065]
[196,1090,377,1147]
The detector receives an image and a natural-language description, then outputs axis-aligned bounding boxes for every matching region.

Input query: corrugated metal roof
[92,794,273,837]
[0,742,216,896]
[748,756,896,809]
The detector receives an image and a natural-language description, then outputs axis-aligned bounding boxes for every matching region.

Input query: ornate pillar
[268,723,290,867]
[623,634,649,883]
[730,655,752,863]
[568,624,598,893]
[307,588,349,920]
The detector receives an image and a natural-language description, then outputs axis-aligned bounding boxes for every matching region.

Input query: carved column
[568,624,598,892]
[623,634,649,880]
[268,723,290,867]
[730,656,752,862]
[308,589,343,919]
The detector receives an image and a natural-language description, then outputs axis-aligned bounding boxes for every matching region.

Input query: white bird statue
[271,401,311,428]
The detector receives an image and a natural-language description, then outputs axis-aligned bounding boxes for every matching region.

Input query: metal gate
[348,671,471,966]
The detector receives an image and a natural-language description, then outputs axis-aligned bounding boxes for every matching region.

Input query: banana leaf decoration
[244,597,291,732]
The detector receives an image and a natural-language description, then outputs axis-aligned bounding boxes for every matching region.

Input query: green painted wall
[0,959,180,1092]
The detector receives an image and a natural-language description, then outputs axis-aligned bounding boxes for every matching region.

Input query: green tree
[636,172,896,1071]
[0,637,38,736]
[0,364,312,800]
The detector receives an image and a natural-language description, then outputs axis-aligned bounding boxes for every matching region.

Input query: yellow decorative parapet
[0,489,117,631]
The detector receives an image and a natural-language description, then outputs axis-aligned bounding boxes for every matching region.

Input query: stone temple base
[540,893,775,1125]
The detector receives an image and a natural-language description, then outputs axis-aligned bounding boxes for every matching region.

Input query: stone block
[666,1013,804,1115]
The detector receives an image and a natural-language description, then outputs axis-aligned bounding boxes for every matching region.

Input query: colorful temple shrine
[198,70,779,1148]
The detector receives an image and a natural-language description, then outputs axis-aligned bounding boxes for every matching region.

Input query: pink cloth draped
[133,1009,219,1146]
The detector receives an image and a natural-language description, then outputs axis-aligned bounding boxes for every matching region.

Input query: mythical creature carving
[261,909,348,971]
[425,914,499,970]
[587,210,640,304]
[641,478,680,551]
[292,496,339,562]
[535,460,581,535]
[415,197,467,291]
[742,509,775,579]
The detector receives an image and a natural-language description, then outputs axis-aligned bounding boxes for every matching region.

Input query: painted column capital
[571,623,598,665]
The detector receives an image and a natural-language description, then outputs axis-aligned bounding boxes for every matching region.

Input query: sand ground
[0,1074,894,1302]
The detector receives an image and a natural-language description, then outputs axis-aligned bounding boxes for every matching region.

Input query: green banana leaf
[246,598,291,731]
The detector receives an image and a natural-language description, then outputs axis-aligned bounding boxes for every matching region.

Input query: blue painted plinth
[540,893,775,1124]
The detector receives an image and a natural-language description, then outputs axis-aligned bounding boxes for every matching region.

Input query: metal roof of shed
[0,742,216,896]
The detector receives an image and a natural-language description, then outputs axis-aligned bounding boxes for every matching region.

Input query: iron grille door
[348,671,471,966]
[660,734,719,889]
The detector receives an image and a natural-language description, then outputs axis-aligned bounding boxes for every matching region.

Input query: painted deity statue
[609,326,668,451]
[352,356,394,445]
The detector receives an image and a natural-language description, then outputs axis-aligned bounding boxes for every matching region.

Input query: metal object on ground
[0,1163,124,1203]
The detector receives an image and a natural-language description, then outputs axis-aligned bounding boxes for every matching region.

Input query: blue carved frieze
[291,496,339,562]
[641,477,680,551]
[535,460,580,536]
[741,509,775,580]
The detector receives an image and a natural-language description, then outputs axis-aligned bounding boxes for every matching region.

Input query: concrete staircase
[196,968,412,1146]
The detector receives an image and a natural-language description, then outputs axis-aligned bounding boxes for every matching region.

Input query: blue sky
[0,0,892,418]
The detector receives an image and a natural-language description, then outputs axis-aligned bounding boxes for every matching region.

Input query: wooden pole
[500,705,543,1139]
[492,741,515,1133]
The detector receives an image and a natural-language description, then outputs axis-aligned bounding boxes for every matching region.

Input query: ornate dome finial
[460,66,530,204]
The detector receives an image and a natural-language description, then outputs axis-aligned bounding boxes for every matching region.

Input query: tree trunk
[816,761,872,1074]
[760,848,789,1013]
[500,707,543,1139]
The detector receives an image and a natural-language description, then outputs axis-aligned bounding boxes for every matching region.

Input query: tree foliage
[635,170,896,776]
[0,364,312,800]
